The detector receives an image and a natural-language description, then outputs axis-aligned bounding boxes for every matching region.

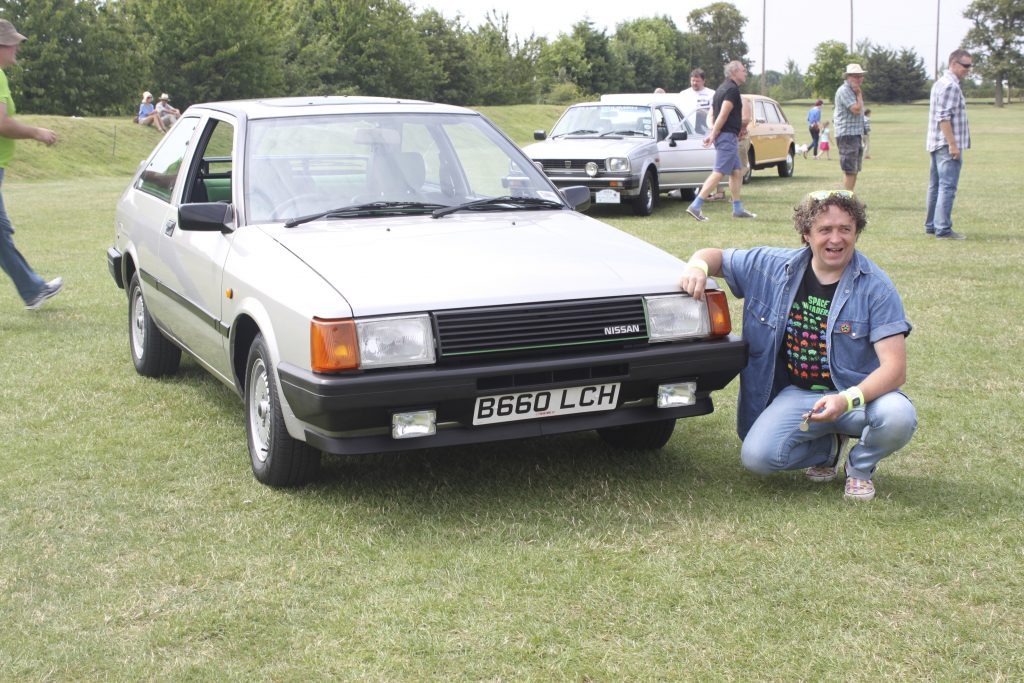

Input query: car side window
[136,116,201,203]
[765,103,782,124]
[754,100,767,123]
[185,119,235,204]
[661,107,682,134]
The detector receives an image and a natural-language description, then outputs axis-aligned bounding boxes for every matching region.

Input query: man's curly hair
[793,192,868,244]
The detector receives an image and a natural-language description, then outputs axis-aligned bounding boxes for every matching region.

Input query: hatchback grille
[538,159,603,173]
[434,297,648,360]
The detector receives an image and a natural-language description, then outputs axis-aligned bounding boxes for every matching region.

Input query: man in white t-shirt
[679,68,715,126]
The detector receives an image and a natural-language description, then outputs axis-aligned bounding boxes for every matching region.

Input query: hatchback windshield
[549,105,654,139]
[245,112,560,223]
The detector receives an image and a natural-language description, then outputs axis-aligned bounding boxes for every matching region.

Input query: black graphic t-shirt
[783,267,838,391]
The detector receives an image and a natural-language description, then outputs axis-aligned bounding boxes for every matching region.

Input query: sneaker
[805,434,849,483]
[935,230,966,240]
[844,477,876,501]
[924,230,935,236]
[25,277,63,310]
[686,206,709,222]
[732,209,757,219]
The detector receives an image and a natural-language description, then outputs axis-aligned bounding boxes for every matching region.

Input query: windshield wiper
[284,201,445,228]
[554,128,598,138]
[432,196,565,219]
[600,130,645,137]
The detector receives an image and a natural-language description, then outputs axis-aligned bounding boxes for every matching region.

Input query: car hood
[261,211,689,317]
[523,137,653,159]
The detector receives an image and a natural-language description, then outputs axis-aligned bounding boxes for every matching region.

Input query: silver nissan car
[107,96,747,487]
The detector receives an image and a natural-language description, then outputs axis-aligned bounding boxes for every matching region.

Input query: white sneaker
[25,277,63,310]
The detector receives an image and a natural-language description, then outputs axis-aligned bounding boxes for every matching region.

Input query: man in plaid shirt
[833,64,867,191]
[925,49,973,240]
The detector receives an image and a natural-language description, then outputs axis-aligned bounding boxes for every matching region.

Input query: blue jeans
[924,146,962,236]
[740,385,917,481]
[0,168,45,303]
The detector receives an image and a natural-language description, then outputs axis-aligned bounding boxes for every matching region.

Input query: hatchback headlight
[356,314,435,368]
[607,157,630,173]
[645,295,710,341]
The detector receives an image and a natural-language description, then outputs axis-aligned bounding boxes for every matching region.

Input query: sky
[416,0,974,79]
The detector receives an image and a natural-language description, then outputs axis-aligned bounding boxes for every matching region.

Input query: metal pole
[850,0,854,54]
[935,0,942,78]
[761,0,767,95]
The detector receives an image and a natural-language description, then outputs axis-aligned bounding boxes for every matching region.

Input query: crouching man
[679,190,917,500]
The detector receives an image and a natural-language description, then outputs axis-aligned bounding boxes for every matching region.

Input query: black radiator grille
[538,159,603,173]
[435,297,648,359]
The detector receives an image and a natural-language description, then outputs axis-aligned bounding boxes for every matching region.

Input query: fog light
[392,410,436,439]
[657,382,696,408]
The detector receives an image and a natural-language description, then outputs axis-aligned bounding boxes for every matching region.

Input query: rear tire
[631,171,656,216]
[778,146,795,177]
[679,188,697,201]
[128,272,181,377]
[598,419,676,450]
[245,334,320,487]
[742,149,754,184]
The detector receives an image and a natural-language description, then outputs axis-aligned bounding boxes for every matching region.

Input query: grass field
[1,104,1023,680]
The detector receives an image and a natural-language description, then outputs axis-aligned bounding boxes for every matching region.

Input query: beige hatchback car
[741,94,796,183]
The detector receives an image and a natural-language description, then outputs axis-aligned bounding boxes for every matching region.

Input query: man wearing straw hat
[833,64,867,191]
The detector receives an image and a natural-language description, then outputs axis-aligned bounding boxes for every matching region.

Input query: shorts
[837,135,863,174]
[713,132,742,174]
[820,141,830,151]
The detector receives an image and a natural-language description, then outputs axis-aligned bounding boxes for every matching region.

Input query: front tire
[631,171,656,216]
[245,334,320,487]
[597,419,676,450]
[778,146,795,177]
[128,272,181,377]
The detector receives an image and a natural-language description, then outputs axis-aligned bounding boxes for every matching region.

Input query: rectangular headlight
[606,157,630,172]
[356,314,435,368]
[645,294,710,341]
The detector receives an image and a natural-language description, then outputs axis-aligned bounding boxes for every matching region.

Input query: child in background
[816,123,831,160]
[862,108,872,159]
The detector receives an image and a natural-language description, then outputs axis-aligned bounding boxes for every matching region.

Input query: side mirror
[533,130,547,141]
[560,185,591,212]
[670,130,687,141]
[179,202,234,233]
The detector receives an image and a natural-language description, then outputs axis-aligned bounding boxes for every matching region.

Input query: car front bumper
[277,336,747,455]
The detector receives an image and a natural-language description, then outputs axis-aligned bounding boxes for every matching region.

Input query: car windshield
[549,105,654,139]
[244,112,562,223]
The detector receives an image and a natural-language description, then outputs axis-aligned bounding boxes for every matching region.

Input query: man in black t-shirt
[685,60,755,222]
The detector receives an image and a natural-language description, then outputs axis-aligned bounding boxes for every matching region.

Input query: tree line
[0,0,1017,116]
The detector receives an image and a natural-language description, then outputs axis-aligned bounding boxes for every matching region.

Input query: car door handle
[164,219,176,236]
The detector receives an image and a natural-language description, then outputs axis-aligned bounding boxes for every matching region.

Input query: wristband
[841,387,865,412]
[688,258,709,276]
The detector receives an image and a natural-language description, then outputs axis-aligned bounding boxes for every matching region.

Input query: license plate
[473,383,621,426]
[595,189,620,204]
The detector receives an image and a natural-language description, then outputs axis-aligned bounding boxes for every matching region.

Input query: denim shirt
[722,246,911,438]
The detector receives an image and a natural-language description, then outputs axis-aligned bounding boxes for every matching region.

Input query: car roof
[183,96,479,121]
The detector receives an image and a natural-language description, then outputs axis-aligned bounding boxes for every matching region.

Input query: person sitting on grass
[137,91,165,133]
[679,190,917,501]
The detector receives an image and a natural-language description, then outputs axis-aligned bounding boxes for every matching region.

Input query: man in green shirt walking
[0,19,61,310]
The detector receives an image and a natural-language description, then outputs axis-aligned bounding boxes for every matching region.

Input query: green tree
[685,2,749,85]
[415,9,474,104]
[963,0,1024,107]
[862,46,927,102]
[806,41,856,101]
[2,0,145,115]
[464,12,542,105]
[611,16,687,93]
[130,0,285,107]
[772,59,808,102]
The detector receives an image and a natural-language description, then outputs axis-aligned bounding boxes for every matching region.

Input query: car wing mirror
[560,185,591,212]
[533,130,547,141]
[179,202,234,233]
[669,130,687,146]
